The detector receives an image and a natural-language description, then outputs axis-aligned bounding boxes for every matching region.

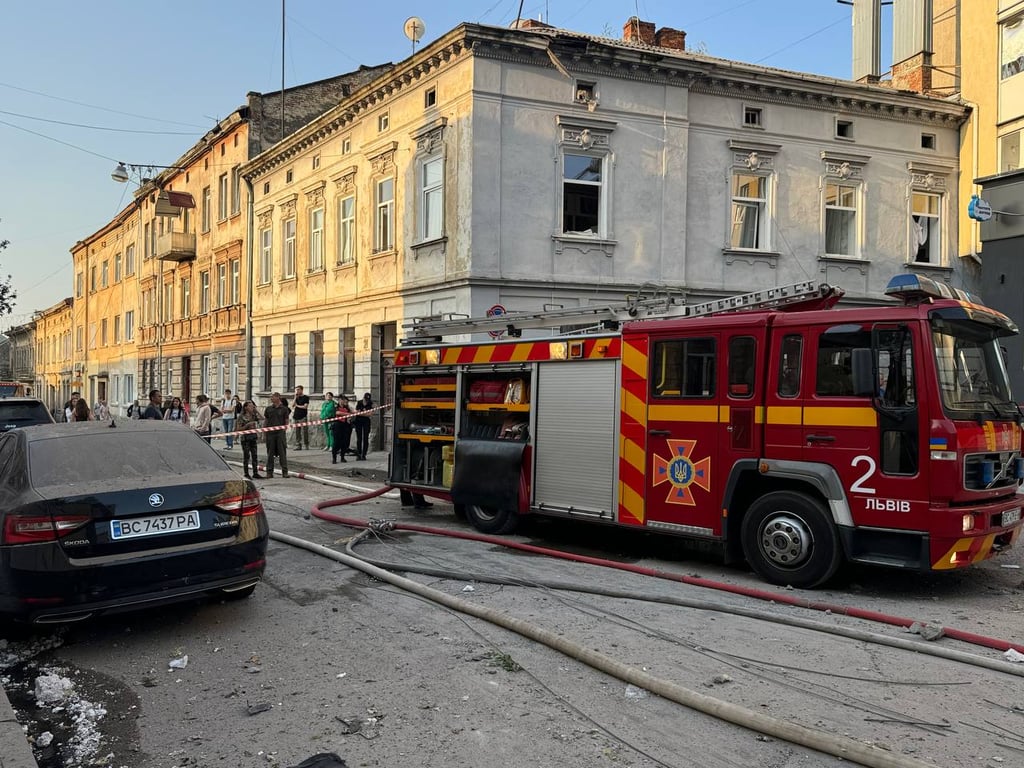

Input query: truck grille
[963,451,1021,491]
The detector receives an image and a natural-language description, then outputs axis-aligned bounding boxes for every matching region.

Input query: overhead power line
[754,15,849,65]
[0,108,198,136]
[0,118,116,162]
[0,80,209,130]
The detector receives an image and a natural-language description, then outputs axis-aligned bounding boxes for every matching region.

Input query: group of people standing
[65,385,376,480]
[233,386,376,479]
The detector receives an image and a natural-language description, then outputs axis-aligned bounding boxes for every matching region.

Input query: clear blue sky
[0,0,891,326]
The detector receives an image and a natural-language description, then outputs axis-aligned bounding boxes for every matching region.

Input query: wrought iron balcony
[156,231,196,262]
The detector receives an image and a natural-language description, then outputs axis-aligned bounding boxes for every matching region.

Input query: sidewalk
[213,439,391,484]
[0,690,34,768]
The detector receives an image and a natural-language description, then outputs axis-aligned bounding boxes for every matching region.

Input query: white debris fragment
[169,655,189,670]
[624,684,649,699]
[1003,648,1024,663]
[36,731,54,747]
[34,673,74,704]
[462,585,475,593]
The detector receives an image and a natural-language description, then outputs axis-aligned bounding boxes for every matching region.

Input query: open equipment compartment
[391,372,456,487]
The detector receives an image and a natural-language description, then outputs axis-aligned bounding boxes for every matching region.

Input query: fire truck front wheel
[740,491,842,588]
[460,504,519,535]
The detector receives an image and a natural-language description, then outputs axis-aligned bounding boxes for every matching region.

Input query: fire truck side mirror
[851,348,876,398]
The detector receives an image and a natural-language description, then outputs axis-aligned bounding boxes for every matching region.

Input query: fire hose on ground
[260,489,1024,767]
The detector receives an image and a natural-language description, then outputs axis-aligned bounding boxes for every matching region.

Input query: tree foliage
[0,233,16,318]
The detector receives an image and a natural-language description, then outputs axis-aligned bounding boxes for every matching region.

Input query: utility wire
[755,15,849,65]
[0,81,208,129]
[0,118,116,162]
[285,14,361,67]
[0,108,198,136]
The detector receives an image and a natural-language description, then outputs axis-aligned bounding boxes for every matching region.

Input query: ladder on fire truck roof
[404,281,839,341]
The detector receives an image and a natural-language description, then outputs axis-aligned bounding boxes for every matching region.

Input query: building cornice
[240,21,968,183]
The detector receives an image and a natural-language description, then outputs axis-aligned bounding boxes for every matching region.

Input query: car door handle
[649,429,671,436]
[806,434,836,443]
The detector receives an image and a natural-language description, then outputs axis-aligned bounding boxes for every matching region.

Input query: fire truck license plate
[1002,508,1021,527]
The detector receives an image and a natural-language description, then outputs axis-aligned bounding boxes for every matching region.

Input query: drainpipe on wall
[244,176,254,401]
[959,96,982,263]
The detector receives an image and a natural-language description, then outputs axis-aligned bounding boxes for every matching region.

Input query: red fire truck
[389,275,1024,587]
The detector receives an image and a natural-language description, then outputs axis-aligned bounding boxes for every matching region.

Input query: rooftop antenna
[404,16,425,55]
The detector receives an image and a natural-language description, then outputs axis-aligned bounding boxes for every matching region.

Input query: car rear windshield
[29,429,227,486]
[0,402,52,428]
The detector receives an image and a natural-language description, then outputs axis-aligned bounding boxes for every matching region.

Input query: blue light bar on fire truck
[884,274,982,305]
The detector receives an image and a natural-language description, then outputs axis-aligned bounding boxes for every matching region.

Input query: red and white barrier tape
[205,403,392,441]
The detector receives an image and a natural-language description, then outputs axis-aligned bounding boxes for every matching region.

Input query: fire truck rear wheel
[740,491,842,588]
[462,504,519,535]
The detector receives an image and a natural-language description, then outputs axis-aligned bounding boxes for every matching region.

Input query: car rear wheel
[463,504,518,535]
[740,491,842,588]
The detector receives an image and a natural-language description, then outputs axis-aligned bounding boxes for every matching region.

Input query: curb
[0,686,35,768]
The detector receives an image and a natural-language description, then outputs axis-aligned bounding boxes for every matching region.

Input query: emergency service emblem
[652,439,711,506]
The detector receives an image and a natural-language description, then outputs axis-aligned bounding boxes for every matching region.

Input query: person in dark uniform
[263,392,291,478]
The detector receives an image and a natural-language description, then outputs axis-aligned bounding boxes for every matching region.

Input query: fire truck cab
[389,276,1024,588]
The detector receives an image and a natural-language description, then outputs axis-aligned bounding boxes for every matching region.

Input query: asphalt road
[2,475,1024,768]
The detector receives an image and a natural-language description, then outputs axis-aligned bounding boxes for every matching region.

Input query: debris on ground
[905,622,945,641]
[168,655,189,670]
[1003,648,1024,663]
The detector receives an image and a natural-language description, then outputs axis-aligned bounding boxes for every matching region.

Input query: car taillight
[215,492,263,517]
[2,515,90,545]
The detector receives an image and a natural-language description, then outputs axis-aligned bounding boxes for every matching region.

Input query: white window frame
[338,195,355,265]
[231,258,240,304]
[200,271,210,314]
[125,310,135,341]
[310,207,324,271]
[201,186,211,232]
[125,244,135,275]
[824,181,861,258]
[259,227,272,284]
[418,155,444,242]
[911,191,941,265]
[729,171,772,251]
[181,277,191,318]
[555,117,616,247]
[218,173,229,220]
[217,263,227,308]
[374,178,394,253]
[283,217,296,277]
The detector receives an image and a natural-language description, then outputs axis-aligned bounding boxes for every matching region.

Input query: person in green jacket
[320,392,338,451]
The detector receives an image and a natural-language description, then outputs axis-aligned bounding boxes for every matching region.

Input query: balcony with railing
[155,231,196,263]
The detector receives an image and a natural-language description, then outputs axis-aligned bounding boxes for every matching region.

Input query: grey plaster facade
[398,24,972,332]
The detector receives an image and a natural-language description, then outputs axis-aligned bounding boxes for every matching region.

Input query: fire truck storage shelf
[393,371,531,488]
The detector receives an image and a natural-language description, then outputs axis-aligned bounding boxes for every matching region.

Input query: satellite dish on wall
[404,16,426,53]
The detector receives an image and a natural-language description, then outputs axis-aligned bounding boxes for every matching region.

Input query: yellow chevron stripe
[619,480,645,524]
[648,404,720,422]
[620,435,645,474]
[441,348,460,365]
[473,345,496,364]
[622,342,647,378]
[510,343,532,362]
[622,388,647,427]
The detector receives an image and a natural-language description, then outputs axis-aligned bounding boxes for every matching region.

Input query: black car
[0,397,55,432]
[0,420,268,624]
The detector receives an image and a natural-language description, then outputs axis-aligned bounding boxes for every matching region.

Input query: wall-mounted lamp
[111,161,186,185]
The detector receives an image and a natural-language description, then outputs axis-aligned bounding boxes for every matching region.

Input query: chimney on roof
[513,18,553,30]
[655,26,686,51]
[623,16,656,45]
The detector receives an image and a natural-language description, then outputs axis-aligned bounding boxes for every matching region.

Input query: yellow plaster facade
[33,297,73,414]
[70,201,141,417]
[243,28,475,410]
[139,114,251,407]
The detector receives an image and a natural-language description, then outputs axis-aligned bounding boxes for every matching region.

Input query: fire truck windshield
[931,315,1014,418]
